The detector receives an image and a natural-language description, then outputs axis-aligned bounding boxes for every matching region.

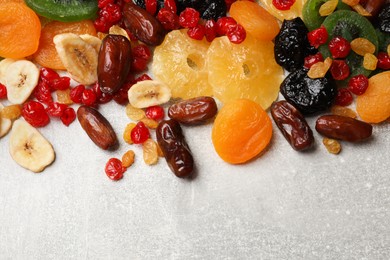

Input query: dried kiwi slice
[320,10,379,78]
[25,0,98,22]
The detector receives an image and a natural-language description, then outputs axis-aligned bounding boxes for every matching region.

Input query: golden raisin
[319,0,338,16]
[341,0,359,6]
[125,104,145,121]
[56,89,73,105]
[351,38,376,56]
[122,150,135,168]
[123,122,136,144]
[363,53,377,70]
[323,138,341,154]
[0,104,22,120]
[143,138,158,165]
[387,44,390,56]
[308,57,332,78]
[352,4,372,16]
[331,105,357,118]
[156,143,164,157]
[97,32,107,40]
[141,118,158,129]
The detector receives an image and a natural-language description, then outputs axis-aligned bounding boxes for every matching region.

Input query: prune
[177,0,226,20]
[132,0,165,12]
[274,17,316,72]
[378,4,390,33]
[280,68,337,115]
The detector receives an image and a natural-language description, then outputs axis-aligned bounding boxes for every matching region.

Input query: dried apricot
[356,71,390,123]
[212,99,272,164]
[0,3,41,59]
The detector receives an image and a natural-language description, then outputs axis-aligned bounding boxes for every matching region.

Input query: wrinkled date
[156,119,194,178]
[271,101,314,151]
[123,2,166,46]
[315,115,373,142]
[168,96,218,125]
[98,34,132,94]
[77,105,118,150]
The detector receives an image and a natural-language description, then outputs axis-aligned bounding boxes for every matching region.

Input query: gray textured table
[0,100,389,259]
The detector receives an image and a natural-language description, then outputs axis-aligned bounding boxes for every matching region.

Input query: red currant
[216,17,237,36]
[334,88,353,106]
[46,102,68,117]
[131,121,150,144]
[132,44,151,61]
[22,100,50,127]
[60,107,76,126]
[227,24,246,44]
[187,24,206,40]
[33,80,53,104]
[304,52,324,69]
[330,60,350,80]
[205,19,217,42]
[328,37,350,59]
[272,0,296,10]
[145,105,164,120]
[307,26,328,48]
[40,67,60,85]
[49,76,71,91]
[157,8,180,30]
[70,85,85,104]
[377,52,390,70]
[82,89,97,106]
[347,74,369,95]
[179,8,200,28]
[0,83,7,99]
[145,0,157,15]
[105,158,126,181]
[164,0,177,14]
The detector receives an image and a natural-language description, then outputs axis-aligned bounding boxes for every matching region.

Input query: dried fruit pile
[0,0,389,180]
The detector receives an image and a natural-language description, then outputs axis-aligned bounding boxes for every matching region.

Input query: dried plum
[177,0,226,20]
[132,0,165,12]
[280,68,337,115]
[274,18,316,72]
[378,4,390,33]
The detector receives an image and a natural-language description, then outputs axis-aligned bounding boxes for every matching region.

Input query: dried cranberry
[99,3,122,24]
[0,83,7,99]
[22,100,50,127]
[272,0,296,10]
[60,107,76,126]
[164,0,177,13]
[157,7,180,30]
[131,57,149,72]
[187,24,206,40]
[330,60,350,80]
[145,0,158,15]
[131,121,150,144]
[328,37,350,59]
[92,83,113,104]
[348,74,369,95]
[105,158,126,181]
[70,85,86,104]
[40,67,60,84]
[49,76,71,91]
[216,17,237,36]
[82,89,97,106]
[307,26,328,48]
[46,102,68,117]
[94,17,111,33]
[205,19,217,42]
[377,52,390,70]
[113,82,133,105]
[335,88,353,106]
[135,74,152,82]
[304,53,324,69]
[179,8,200,28]
[132,44,151,61]
[227,24,246,44]
[145,105,165,120]
[33,80,53,104]
[98,0,114,8]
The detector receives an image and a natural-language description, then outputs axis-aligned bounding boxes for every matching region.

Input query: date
[156,119,194,178]
[271,101,314,151]
[315,115,373,142]
[168,96,218,125]
[77,105,118,150]
[98,34,132,94]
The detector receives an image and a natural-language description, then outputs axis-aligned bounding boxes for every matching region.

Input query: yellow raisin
[156,143,164,157]
[123,122,136,144]
[323,138,341,154]
[141,118,158,129]
[122,150,135,168]
[143,138,158,165]
[308,57,332,78]
[56,89,73,105]
[363,53,377,70]
[125,104,145,121]
[341,0,359,6]
[97,32,107,40]
[331,105,357,118]
[0,104,22,120]
[350,38,376,56]
[319,0,339,16]
[387,44,390,56]
[352,4,372,16]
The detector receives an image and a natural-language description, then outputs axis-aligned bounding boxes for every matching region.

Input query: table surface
[0,99,389,260]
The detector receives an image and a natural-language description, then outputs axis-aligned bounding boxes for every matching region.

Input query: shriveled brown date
[315,115,373,142]
[123,2,166,46]
[168,96,218,125]
[156,119,194,178]
[271,101,314,151]
[98,34,132,94]
[77,105,118,150]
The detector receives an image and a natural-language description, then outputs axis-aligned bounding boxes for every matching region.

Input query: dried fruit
[22,101,50,128]
[363,53,377,70]
[350,38,376,56]
[131,121,150,144]
[331,105,357,118]
[143,138,159,165]
[319,0,338,16]
[128,80,171,108]
[56,89,73,105]
[122,150,135,168]
[140,118,159,129]
[105,158,125,181]
[307,57,332,78]
[0,104,22,120]
[125,104,145,121]
[322,138,341,154]
[123,122,137,144]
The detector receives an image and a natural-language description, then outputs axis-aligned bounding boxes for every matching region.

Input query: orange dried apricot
[356,71,390,123]
[211,99,272,164]
[33,20,96,70]
[0,3,41,59]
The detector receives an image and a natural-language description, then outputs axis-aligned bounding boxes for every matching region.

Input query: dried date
[315,115,373,142]
[156,119,194,178]
[168,96,218,125]
[271,101,314,151]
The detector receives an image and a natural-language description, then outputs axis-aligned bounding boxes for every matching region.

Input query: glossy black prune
[274,17,316,72]
[177,0,226,20]
[280,68,337,115]
[378,4,390,33]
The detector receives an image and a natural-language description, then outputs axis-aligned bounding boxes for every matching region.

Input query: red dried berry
[49,76,71,91]
[377,52,390,70]
[60,107,76,126]
[272,0,296,10]
[70,85,85,104]
[33,80,53,104]
[99,3,122,24]
[113,82,132,105]
[227,23,246,44]
[164,0,177,14]
[179,8,200,28]
[328,37,351,59]
[40,67,60,84]
[157,8,180,30]
[131,121,150,144]
[348,74,369,95]
[105,158,126,181]
[304,52,324,69]
[187,24,206,40]
[82,89,97,106]
[216,17,237,36]
[94,17,111,33]
[145,0,157,15]
[135,73,152,82]
[22,100,50,127]
[132,44,151,61]
[145,105,165,120]
[0,83,7,99]
[330,59,350,80]
[92,83,113,104]
[46,102,68,117]
[335,88,353,106]
[131,57,149,72]
[205,19,217,42]
[98,0,114,8]
[307,26,328,48]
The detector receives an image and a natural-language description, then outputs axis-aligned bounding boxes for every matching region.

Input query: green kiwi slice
[25,0,98,22]
[320,10,379,79]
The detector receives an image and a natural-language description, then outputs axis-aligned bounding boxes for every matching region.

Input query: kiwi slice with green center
[25,0,98,22]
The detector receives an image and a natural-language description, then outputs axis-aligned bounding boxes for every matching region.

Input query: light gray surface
[0,100,389,260]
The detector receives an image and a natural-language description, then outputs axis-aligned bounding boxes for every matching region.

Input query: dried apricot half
[211,99,272,164]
